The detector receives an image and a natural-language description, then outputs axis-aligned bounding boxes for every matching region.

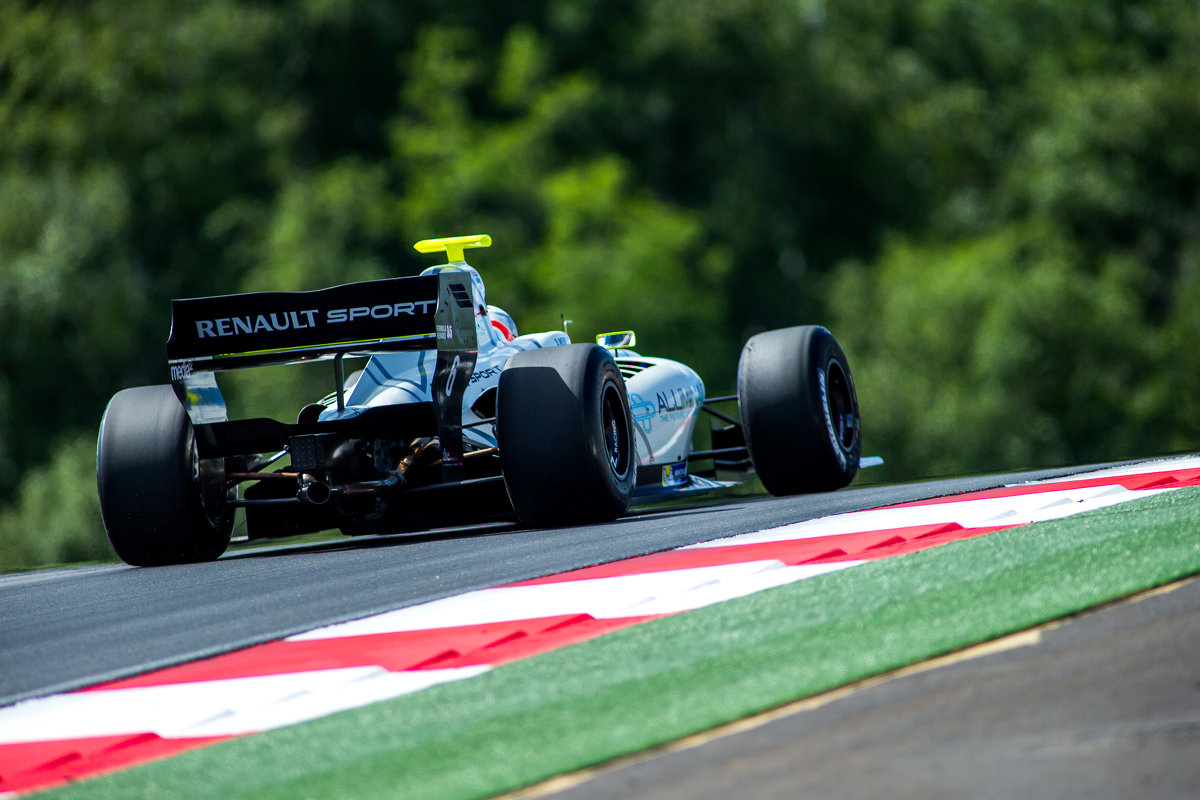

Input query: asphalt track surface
[541,576,1200,800]
[1,465,1099,708]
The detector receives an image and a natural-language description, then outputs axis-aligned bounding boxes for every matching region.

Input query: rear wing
[168,272,480,480]
[167,275,441,371]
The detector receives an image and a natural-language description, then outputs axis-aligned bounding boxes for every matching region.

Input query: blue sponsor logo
[630,392,656,433]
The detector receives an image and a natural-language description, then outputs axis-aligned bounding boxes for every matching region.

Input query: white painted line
[688,486,1173,549]
[1052,454,1200,478]
[0,666,488,744]
[290,561,857,640]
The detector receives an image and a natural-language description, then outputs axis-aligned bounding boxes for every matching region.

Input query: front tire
[497,344,635,526]
[737,326,861,494]
[97,385,232,565]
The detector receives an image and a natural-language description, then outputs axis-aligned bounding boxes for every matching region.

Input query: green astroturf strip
[48,486,1200,800]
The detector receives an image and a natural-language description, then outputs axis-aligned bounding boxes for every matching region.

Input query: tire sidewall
[806,330,861,481]
[580,350,636,504]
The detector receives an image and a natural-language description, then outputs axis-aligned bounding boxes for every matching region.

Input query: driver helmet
[487,306,518,342]
[419,264,487,308]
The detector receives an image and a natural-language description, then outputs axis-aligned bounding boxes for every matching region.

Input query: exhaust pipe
[297,474,401,505]
[297,476,332,505]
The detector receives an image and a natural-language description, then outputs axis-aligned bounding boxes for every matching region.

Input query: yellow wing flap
[413,234,492,264]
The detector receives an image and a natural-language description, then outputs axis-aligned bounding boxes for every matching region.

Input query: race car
[96,235,862,566]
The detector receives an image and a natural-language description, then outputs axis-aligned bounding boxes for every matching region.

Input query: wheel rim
[601,382,631,476]
[189,429,231,531]
[823,360,858,454]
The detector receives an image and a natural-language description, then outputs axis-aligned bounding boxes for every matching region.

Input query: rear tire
[497,344,635,526]
[737,326,861,494]
[97,385,232,565]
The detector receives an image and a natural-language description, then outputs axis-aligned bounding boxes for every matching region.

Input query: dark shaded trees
[2,0,1198,566]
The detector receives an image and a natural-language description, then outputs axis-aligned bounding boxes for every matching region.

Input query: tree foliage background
[2,0,1198,568]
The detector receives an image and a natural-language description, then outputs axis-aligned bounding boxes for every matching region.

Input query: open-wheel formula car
[97,235,862,566]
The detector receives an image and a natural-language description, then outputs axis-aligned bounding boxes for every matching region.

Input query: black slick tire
[497,344,635,526]
[97,385,233,565]
[737,325,861,494]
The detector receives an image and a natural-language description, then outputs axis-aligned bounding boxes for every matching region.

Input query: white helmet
[487,305,518,342]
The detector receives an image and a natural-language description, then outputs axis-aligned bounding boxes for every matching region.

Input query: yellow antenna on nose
[413,234,492,264]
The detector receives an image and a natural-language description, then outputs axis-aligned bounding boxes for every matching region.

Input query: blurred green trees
[1,0,1198,567]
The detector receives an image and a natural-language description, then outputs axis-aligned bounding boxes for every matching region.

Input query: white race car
[97,235,862,565]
